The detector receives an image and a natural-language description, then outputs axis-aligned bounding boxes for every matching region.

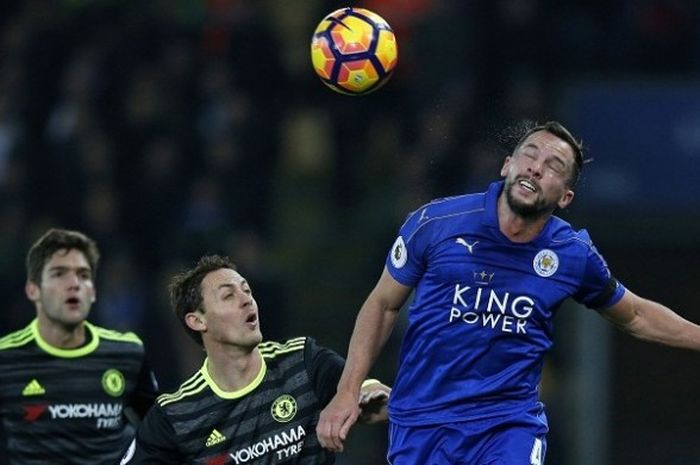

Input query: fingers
[338,414,355,445]
[317,411,341,452]
[358,385,390,424]
[317,414,348,452]
[316,397,360,453]
[359,382,391,400]
[358,389,389,405]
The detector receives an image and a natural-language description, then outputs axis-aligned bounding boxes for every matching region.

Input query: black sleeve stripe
[587,276,619,309]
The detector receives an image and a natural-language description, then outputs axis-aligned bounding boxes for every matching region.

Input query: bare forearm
[337,298,398,395]
[316,269,407,452]
[622,298,700,351]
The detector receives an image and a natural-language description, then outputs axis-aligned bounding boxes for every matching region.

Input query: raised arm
[599,289,700,350]
[316,267,411,452]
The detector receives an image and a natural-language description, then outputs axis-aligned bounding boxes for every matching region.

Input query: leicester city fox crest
[533,249,559,277]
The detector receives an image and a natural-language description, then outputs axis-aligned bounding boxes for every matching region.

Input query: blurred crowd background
[1,1,699,464]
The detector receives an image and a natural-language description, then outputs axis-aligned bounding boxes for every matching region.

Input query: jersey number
[530,437,543,465]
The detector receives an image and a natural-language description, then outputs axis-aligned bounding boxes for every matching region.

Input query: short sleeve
[128,352,159,419]
[386,205,433,287]
[119,405,180,464]
[573,235,626,309]
[304,337,345,407]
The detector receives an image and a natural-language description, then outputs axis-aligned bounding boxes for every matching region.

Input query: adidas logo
[22,379,45,396]
[205,429,226,447]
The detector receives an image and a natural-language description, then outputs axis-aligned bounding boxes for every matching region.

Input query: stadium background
[0,0,699,463]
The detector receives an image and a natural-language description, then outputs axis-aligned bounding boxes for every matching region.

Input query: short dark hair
[515,121,584,187]
[168,255,237,346]
[26,228,100,284]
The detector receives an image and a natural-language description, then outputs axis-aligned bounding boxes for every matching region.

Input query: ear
[185,311,206,333]
[25,281,40,302]
[500,156,512,177]
[557,189,575,209]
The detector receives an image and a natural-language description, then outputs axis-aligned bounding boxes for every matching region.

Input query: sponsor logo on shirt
[449,284,535,334]
[22,402,123,429]
[22,404,47,421]
[227,425,306,464]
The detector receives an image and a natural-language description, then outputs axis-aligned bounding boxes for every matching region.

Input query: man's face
[26,249,96,328]
[195,268,262,350]
[500,130,576,218]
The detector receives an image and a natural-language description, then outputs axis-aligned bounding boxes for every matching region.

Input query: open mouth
[518,179,537,193]
[245,313,258,327]
[65,297,81,308]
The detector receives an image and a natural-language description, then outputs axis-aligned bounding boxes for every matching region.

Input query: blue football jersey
[386,181,625,426]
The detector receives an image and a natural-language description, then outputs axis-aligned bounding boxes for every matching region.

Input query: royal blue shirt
[385,181,625,426]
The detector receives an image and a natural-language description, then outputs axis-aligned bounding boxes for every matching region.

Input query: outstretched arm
[600,290,700,350]
[316,267,411,452]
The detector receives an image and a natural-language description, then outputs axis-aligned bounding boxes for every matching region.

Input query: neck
[497,193,551,243]
[36,315,87,349]
[205,345,262,392]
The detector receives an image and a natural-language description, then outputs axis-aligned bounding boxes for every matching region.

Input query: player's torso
[391,206,587,422]
[413,223,583,344]
[167,352,331,465]
[0,338,143,463]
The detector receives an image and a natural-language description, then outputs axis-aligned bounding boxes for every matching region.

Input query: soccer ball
[311,7,398,96]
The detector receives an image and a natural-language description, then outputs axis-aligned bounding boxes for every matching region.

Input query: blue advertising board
[562,81,700,211]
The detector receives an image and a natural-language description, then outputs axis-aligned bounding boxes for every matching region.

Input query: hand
[316,390,360,453]
[358,381,390,424]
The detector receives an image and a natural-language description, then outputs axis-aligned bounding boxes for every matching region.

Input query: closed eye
[545,158,566,174]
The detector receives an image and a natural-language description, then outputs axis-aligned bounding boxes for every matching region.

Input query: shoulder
[156,369,208,409]
[89,322,144,347]
[547,219,613,272]
[259,336,307,359]
[549,216,597,251]
[260,337,309,367]
[261,337,340,372]
[0,323,35,352]
[400,192,487,238]
[415,192,486,222]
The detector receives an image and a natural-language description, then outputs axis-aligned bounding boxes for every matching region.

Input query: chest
[0,350,136,431]
[176,364,326,464]
[420,231,584,316]
[1,350,136,397]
